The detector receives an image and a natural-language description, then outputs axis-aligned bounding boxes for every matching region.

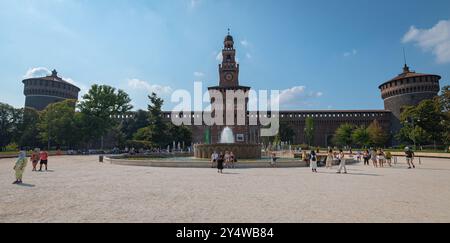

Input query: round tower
[22,69,80,111]
[379,64,441,138]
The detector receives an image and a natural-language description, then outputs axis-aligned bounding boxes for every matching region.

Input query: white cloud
[275,86,323,107]
[402,20,450,64]
[189,0,201,8]
[128,78,173,94]
[343,49,357,57]
[241,40,249,47]
[63,77,89,97]
[23,67,51,79]
[246,53,252,59]
[194,72,205,77]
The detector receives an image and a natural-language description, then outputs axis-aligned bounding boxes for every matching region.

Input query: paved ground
[1,155,449,223]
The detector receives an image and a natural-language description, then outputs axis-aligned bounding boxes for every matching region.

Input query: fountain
[194,127,261,159]
[220,127,235,144]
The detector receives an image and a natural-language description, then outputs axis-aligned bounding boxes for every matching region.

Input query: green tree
[400,99,445,147]
[121,109,149,140]
[78,85,133,147]
[351,126,370,148]
[134,93,169,148]
[439,86,450,150]
[304,117,314,146]
[168,123,193,147]
[38,100,80,149]
[367,120,389,147]
[279,122,295,143]
[16,107,42,149]
[333,123,354,147]
[0,103,22,150]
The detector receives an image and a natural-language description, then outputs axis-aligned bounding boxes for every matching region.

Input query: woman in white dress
[310,150,318,173]
[337,149,347,174]
[326,149,334,168]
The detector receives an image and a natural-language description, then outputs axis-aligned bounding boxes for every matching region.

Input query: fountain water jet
[194,127,261,159]
[220,127,235,144]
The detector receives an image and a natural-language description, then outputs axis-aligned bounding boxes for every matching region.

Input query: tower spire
[228,28,230,35]
[402,48,410,73]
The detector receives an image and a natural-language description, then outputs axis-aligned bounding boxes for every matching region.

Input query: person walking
[211,151,218,168]
[385,151,393,167]
[378,149,386,168]
[39,149,49,172]
[405,147,416,169]
[270,152,277,168]
[217,153,224,174]
[337,149,347,174]
[229,151,236,168]
[363,150,370,166]
[326,149,334,169]
[370,148,378,168]
[310,150,318,173]
[31,148,40,172]
[13,151,28,184]
[224,151,230,168]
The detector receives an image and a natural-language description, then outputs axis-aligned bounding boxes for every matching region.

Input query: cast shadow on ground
[16,183,35,188]
[317,171,381,177]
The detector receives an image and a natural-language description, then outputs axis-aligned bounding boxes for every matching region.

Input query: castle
[162,32,442,147]
[22,33,442,147]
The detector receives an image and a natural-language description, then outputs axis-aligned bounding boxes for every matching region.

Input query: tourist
[385,151,393,167]
[270,152,277,168]
[377,149,386,168]
[363,150,370,166]
[310,150,318,173]
[230,152,236,168]
[39,149,49,172]
[13,151,28,185]
[326,149,334,169]
[370,148,378,167]
[405,147,416,169]
[356,150,362,162]
[217,153,224,173]
[211,151,219,168]
[337,149,347,174]
[302,150,308,162]
[31,148,40,172]
[224,151,230,168]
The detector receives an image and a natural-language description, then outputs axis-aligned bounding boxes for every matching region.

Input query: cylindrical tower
[22,69,80,111]
[379,64,441,139]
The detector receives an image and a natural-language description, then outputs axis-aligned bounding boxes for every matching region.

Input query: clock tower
[219,30,240,87]
[206,30,257,144]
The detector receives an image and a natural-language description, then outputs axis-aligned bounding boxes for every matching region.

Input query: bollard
[99,155,104,163]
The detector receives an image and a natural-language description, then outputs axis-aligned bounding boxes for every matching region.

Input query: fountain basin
[194,143,262,159]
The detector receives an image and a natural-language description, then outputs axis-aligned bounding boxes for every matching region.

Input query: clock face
[225,73,234,81]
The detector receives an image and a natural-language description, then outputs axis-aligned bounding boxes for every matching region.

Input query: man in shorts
[39,149,49,171]
[405,147,416,169]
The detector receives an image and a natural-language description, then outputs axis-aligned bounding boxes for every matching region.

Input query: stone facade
[379,64,441,137]
[161,34,442,147]
[23,70,80,111]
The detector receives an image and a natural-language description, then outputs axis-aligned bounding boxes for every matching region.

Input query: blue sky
[0,0,449,111]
